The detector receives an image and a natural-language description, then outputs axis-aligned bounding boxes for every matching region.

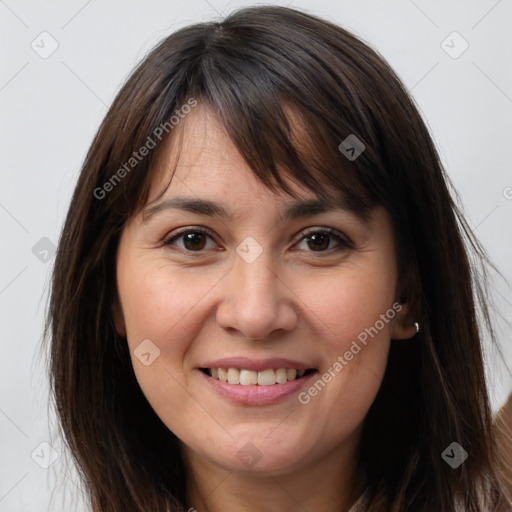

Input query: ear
[111,295,127,338]
[391,302,418,340]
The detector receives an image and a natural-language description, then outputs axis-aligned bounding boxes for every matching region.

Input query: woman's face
[113,104,415,477]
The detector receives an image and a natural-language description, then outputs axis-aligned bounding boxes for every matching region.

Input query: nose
[215,250,298,340]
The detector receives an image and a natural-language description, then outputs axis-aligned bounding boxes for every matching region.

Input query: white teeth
[257,369,276,386]
[239,369,258,385]
[287,369,297,381]
[207,367,311,385]
[227,368,240,384]
[275,368,288,384]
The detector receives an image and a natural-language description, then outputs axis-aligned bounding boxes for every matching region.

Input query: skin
[112,104,416,512]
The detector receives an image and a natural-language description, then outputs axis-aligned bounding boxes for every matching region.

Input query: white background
[1,0,511,510]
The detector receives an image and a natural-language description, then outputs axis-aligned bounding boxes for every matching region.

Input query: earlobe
[391,303,419,340]
[111,299,127,338]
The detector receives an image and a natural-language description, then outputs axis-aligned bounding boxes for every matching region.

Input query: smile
[198,366,319,406]
[201,367,315,385]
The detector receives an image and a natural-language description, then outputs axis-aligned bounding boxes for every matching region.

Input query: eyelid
[162,226,218,248]
[295,226,355,250]
[163,225,354,253]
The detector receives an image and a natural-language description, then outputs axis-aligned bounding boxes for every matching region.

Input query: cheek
[116,259,217,432]
[298,263,397,353]
[116,256,229,423]
[292,263,396,421]
[118,258,220,352]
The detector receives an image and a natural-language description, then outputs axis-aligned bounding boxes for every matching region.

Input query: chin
[207,431,308,474]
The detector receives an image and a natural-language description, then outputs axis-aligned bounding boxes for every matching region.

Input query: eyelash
[162,226,354,255]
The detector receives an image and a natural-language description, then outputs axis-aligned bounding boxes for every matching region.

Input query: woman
[44,5,511,511]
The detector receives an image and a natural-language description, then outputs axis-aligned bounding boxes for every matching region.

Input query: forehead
[145,102,320,208]
[136,99,377,232]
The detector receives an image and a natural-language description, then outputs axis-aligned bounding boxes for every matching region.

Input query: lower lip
[198,369,318,406]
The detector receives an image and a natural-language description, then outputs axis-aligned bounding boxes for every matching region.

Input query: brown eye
[182,232,207,250]
[296,228,352,253]
[163,228,215,252]
[305,232,330,251]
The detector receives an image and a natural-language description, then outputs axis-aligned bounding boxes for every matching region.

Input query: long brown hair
[495,395,512,511]
[44,5,511,511]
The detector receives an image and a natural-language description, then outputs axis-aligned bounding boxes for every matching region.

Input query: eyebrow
[142,196,358,224]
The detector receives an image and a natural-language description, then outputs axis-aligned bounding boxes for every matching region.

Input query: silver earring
[413,322,420,334]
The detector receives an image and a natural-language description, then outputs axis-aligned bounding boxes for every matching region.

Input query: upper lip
[199,357,316,372]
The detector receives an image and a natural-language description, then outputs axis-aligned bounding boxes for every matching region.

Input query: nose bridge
[215,242,297,339]
[232,245,279,311]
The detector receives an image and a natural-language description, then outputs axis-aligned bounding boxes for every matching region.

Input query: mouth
[199,367,317,385]
[198,365,320,406]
